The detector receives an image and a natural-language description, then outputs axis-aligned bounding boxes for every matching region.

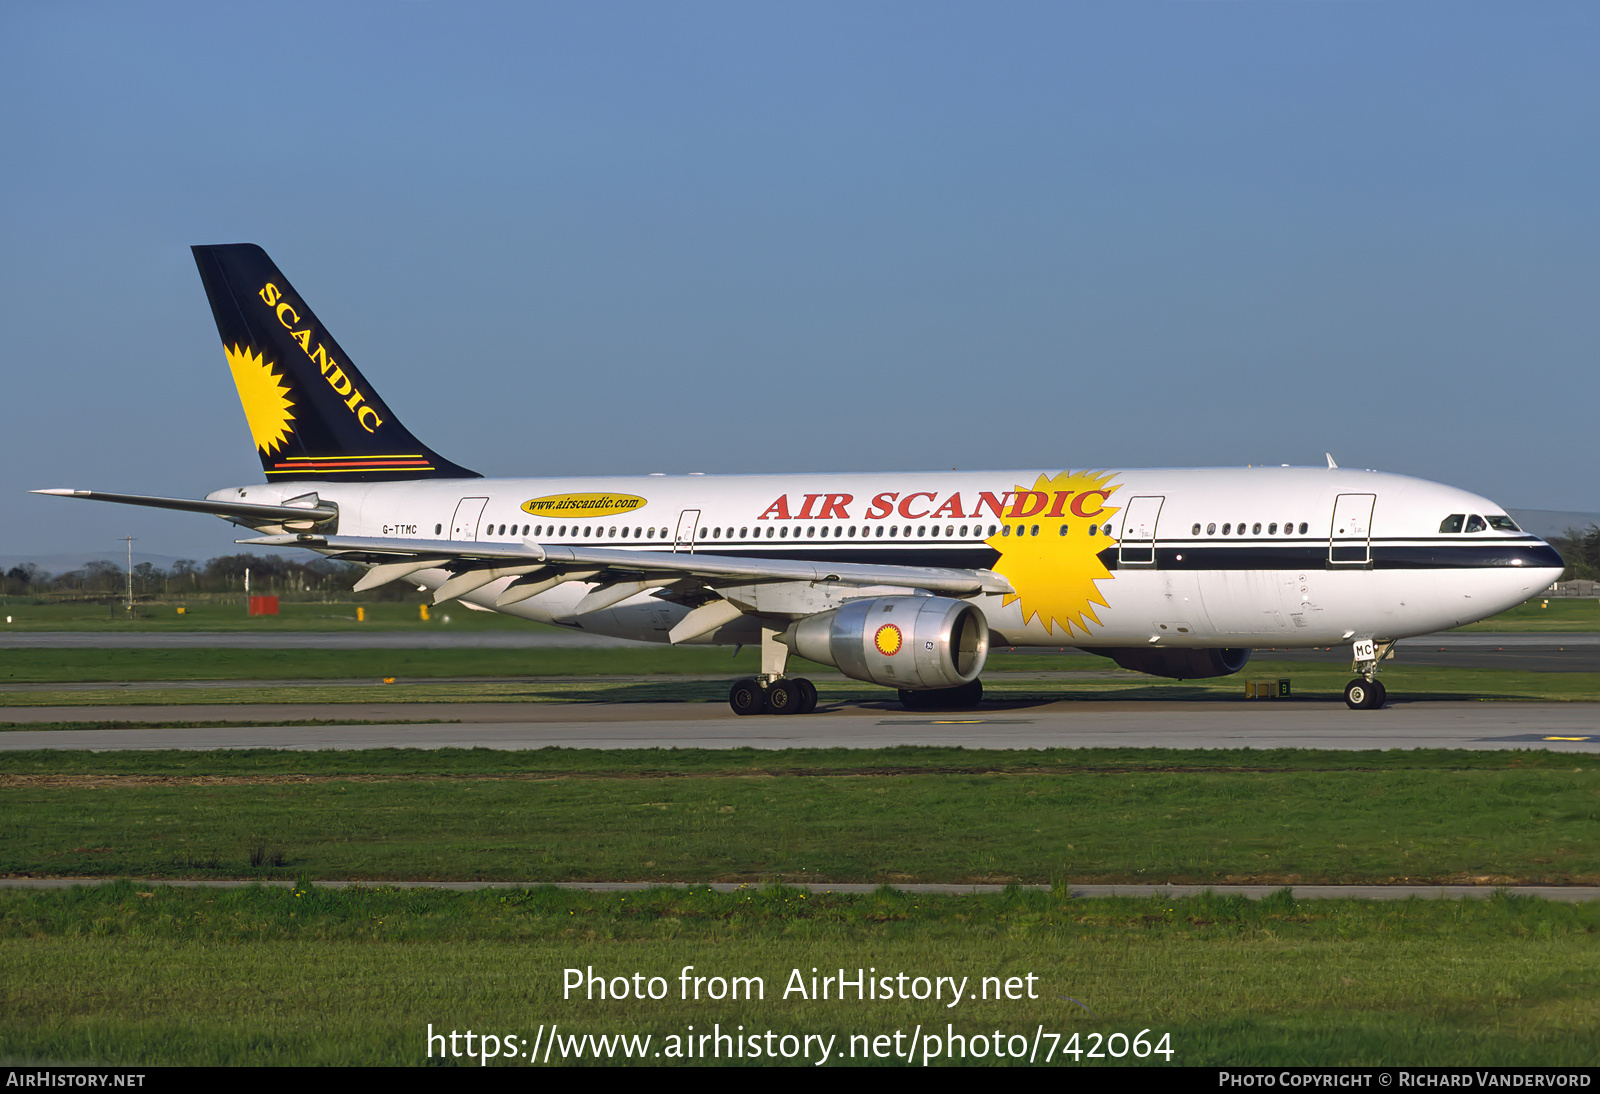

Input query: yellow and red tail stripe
[268,454,436,475]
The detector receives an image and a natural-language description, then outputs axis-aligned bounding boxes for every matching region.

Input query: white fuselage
[214,466,1562,650]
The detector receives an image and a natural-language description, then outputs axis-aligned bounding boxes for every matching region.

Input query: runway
[2,699,1596,752]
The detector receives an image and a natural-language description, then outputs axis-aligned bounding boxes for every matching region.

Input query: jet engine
[782,596,988,690]
[1079,646,1252,680]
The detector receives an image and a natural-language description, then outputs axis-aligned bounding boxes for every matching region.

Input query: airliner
[36,245,1564,714]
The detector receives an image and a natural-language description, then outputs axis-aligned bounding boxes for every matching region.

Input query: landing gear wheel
[898,680,982,711]
[766,679,801,715]
[795,678,818,714]
[898,688,928,711]
[1344,678,1386,710]
[729,678,765,716]
[947,678,983,709]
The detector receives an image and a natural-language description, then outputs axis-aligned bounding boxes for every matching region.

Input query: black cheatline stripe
[1099,544,1562,571]
[518,542,1559,573]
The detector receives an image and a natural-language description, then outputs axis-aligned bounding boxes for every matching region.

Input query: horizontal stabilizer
[35,489,335,525]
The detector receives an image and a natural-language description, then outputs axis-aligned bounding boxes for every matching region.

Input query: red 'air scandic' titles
[758,496,792,520]
[866,492,898,519]
[974,492,1013,519]
[1071,490,1110,518]
[818,493,852,518]
[1007,491,1050,519]
[897,492,937,519]
[930,494,965,519]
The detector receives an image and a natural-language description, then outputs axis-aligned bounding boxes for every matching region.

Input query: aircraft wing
[238,532,1013,604]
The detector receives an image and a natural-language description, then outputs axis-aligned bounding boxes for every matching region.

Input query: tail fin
[192,244,479,481]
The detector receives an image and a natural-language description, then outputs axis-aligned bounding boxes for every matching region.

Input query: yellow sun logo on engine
[986,469,1122,638]
[874,624,903,656]
[225,343,295,455]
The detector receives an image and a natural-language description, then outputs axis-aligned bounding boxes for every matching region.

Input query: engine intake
[783,596,988,690]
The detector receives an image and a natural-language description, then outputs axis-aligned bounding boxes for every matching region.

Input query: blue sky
[2,2,1596,561]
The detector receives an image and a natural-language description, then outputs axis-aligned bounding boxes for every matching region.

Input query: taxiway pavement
[2,699,1595,752]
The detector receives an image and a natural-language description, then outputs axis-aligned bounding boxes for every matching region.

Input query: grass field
[2,883,1596,1066]
[3,746,1595,885]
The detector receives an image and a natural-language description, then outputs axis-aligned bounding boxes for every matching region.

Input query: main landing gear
[728,624,819,716]
[729,676,818,716]
[1343,638,1396,710]
[899,678,984,711]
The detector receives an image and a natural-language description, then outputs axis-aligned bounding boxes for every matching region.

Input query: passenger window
[1223,523,1231,535]
[1206,523,1215,535]
[1252,523,1261,535]
[1030,524,1039,536]
[1298,523,1308,534]
[807,526,815,538]
[1001,526,1010,536]
[434,523,442,535]
[1191,524,1201,535]
[1060,525,1070,536]
[1268,523,1277,534]
[1465,515,1486,533]
[1089,525,1098,536]
[1439,514,1464,533]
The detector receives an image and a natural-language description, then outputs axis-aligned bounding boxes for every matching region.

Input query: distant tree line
[1,553,371,598]
[1553,526,1600,583]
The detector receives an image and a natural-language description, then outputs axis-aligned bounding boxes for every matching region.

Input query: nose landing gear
[1344,638,1395,710]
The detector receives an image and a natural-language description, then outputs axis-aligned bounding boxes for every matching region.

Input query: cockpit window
[1464,514,1487,533]
[1487,515,1520,532]
[1439,514,1464,533]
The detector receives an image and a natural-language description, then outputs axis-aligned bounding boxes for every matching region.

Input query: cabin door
[1117,496,1165,568]
[674,509,701,553]
[450,497,488,541]
[1328,494,1376,567]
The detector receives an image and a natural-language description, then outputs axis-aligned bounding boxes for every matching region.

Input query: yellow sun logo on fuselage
[986,469,1122,637]
[225,343,295,455]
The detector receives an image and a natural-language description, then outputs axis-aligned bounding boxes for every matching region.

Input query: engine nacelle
[1081,646,1252,680]
[783,596,989,690]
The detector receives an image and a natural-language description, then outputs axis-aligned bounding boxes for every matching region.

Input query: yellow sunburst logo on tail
[225,343,295,455]
[986,469,1122,637]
